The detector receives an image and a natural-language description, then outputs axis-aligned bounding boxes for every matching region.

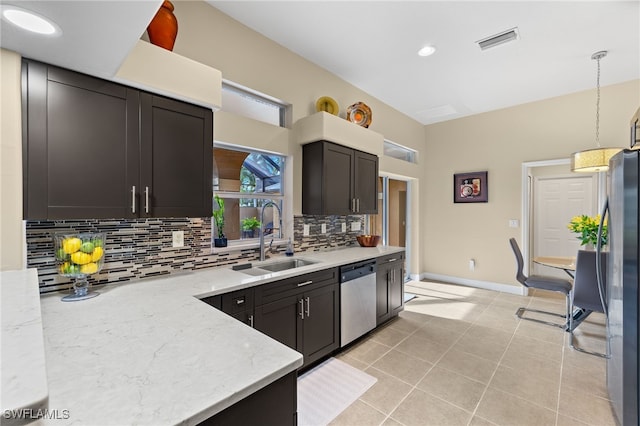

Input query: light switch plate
[172,231,184,248]
[341,223,346,233]
[303,224,310,236]
[351,222,361,232]
[321,224,326,234]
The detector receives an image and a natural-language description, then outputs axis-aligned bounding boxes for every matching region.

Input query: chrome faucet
[259,201,282,261]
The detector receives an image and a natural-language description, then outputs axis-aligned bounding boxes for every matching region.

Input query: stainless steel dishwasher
[340,260,377,347]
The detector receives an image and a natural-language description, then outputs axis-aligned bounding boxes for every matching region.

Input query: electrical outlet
[509,219,519,228]
[303,224,310,236]
[351,222,361,232]
[341,223,346,233]
[172,231,184,248]
[321,224,327,234]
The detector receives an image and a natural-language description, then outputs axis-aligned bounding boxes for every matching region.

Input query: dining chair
[509,238,573,329]
[569,249,608,357]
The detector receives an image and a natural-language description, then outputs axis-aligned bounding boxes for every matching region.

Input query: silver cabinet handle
[236,298,245,305]
[305,297,310,317]
[356,198,360,212]
[299,299,304,319]
[388,258,398,263]
[131,186,136,213]
[351,198,356,212]
[297,280,313,287]
[144,186,150,213]
[248,314,254,328]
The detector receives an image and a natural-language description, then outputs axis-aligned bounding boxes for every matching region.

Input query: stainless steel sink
[258,258,316,272]
[233,258,317,276]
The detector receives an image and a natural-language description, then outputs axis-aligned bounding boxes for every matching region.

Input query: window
[213,145,285,243]
[383,140,417,163]
[221,82,289,127]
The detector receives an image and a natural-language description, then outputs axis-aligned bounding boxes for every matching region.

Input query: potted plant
[213,195,227,247]
[567,214,608,249]
[241,216,261,239]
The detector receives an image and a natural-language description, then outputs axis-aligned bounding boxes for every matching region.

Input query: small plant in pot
[213,195,227,247]
[241,216,261,239]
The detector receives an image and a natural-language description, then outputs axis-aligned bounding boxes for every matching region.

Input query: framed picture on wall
[454,171,488,203]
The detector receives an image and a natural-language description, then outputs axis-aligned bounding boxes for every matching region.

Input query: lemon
[80,262,98,274]
[62,237,82,254]
[91,246,104,262]
[70,251,91,265]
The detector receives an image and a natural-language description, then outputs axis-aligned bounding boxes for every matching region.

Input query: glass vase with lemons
[54,232,106,301]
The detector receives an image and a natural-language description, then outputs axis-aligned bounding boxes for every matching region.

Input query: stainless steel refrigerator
[605,149,639,426]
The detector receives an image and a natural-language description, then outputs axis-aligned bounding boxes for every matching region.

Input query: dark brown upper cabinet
[22,60,212,220]
[302,140,378,215]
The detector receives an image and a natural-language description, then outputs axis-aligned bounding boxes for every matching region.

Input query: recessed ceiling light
[1,6,60,35]
[418,45,436,57]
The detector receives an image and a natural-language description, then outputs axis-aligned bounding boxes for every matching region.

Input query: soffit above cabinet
[115,40,222,111]
[294,112,384,157]
[0,1,162,79]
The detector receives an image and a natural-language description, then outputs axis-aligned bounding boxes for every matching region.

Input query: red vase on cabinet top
[147,0,178,51]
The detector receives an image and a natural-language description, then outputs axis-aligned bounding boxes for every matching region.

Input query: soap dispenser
[285,238,294,256]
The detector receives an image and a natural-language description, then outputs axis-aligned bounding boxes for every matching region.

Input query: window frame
[212,143,289,252]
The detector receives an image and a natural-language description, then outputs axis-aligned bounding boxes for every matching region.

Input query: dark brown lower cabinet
[376,252,406,325]
[199,371,297,426]
[254,268,340,369]
[254,282,339,369]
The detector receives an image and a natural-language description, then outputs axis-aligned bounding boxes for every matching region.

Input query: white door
[532,174,597,277]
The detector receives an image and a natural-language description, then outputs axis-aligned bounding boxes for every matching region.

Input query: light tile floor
[330,280,616,426]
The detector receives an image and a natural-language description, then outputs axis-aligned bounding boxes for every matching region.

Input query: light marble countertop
[3,246,404,425]
[1,269,49,426]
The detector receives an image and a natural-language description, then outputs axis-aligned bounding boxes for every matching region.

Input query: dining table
[532,256,576,278]
[532,255,591,331]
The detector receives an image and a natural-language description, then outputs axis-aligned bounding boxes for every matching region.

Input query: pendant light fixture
[571,51,622,173]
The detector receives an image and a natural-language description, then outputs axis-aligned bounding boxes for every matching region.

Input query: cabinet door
[376,263,392,325]
[389,263,405,316]
[254,294,302,352]
[302,283,339,366]
[302,141,353,215]
[23,60,139,219]
[140,93,213,217]
[354,150,378,214]
[323,143,354,215]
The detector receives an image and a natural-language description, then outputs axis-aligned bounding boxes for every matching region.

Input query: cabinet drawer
[221,289,254,314]
[377,252,405,266]
[256,268,338,305]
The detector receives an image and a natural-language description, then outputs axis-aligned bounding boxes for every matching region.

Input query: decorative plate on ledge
[346,102,372,128]
[315,96,339,115]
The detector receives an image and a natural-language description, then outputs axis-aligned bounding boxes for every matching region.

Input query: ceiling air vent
[476,27,519,50]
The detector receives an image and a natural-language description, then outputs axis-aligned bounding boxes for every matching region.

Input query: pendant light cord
[595,54,601,148]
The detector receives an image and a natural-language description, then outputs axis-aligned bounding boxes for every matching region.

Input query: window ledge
[211,238,288,254]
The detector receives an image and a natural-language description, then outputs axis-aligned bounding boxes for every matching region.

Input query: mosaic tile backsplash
[26,215,365,293]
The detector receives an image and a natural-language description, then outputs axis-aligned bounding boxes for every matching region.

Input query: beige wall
[0,49,24,271]
[172,1,425,274]
[423,79,640,287]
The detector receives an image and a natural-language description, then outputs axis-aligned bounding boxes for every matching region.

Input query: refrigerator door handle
[596,198,609,316]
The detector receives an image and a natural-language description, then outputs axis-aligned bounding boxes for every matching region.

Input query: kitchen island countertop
[3,245,404,425]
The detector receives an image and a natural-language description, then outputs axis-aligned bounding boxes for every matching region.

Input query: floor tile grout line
[466,308,524,425]
[372,311,474,426]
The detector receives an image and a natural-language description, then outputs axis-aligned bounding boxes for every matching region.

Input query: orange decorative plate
[347,102,372,128]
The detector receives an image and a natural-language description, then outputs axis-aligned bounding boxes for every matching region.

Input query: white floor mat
[297,357,377,426]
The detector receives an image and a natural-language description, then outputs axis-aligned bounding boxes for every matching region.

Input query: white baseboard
[409,272,526,296]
